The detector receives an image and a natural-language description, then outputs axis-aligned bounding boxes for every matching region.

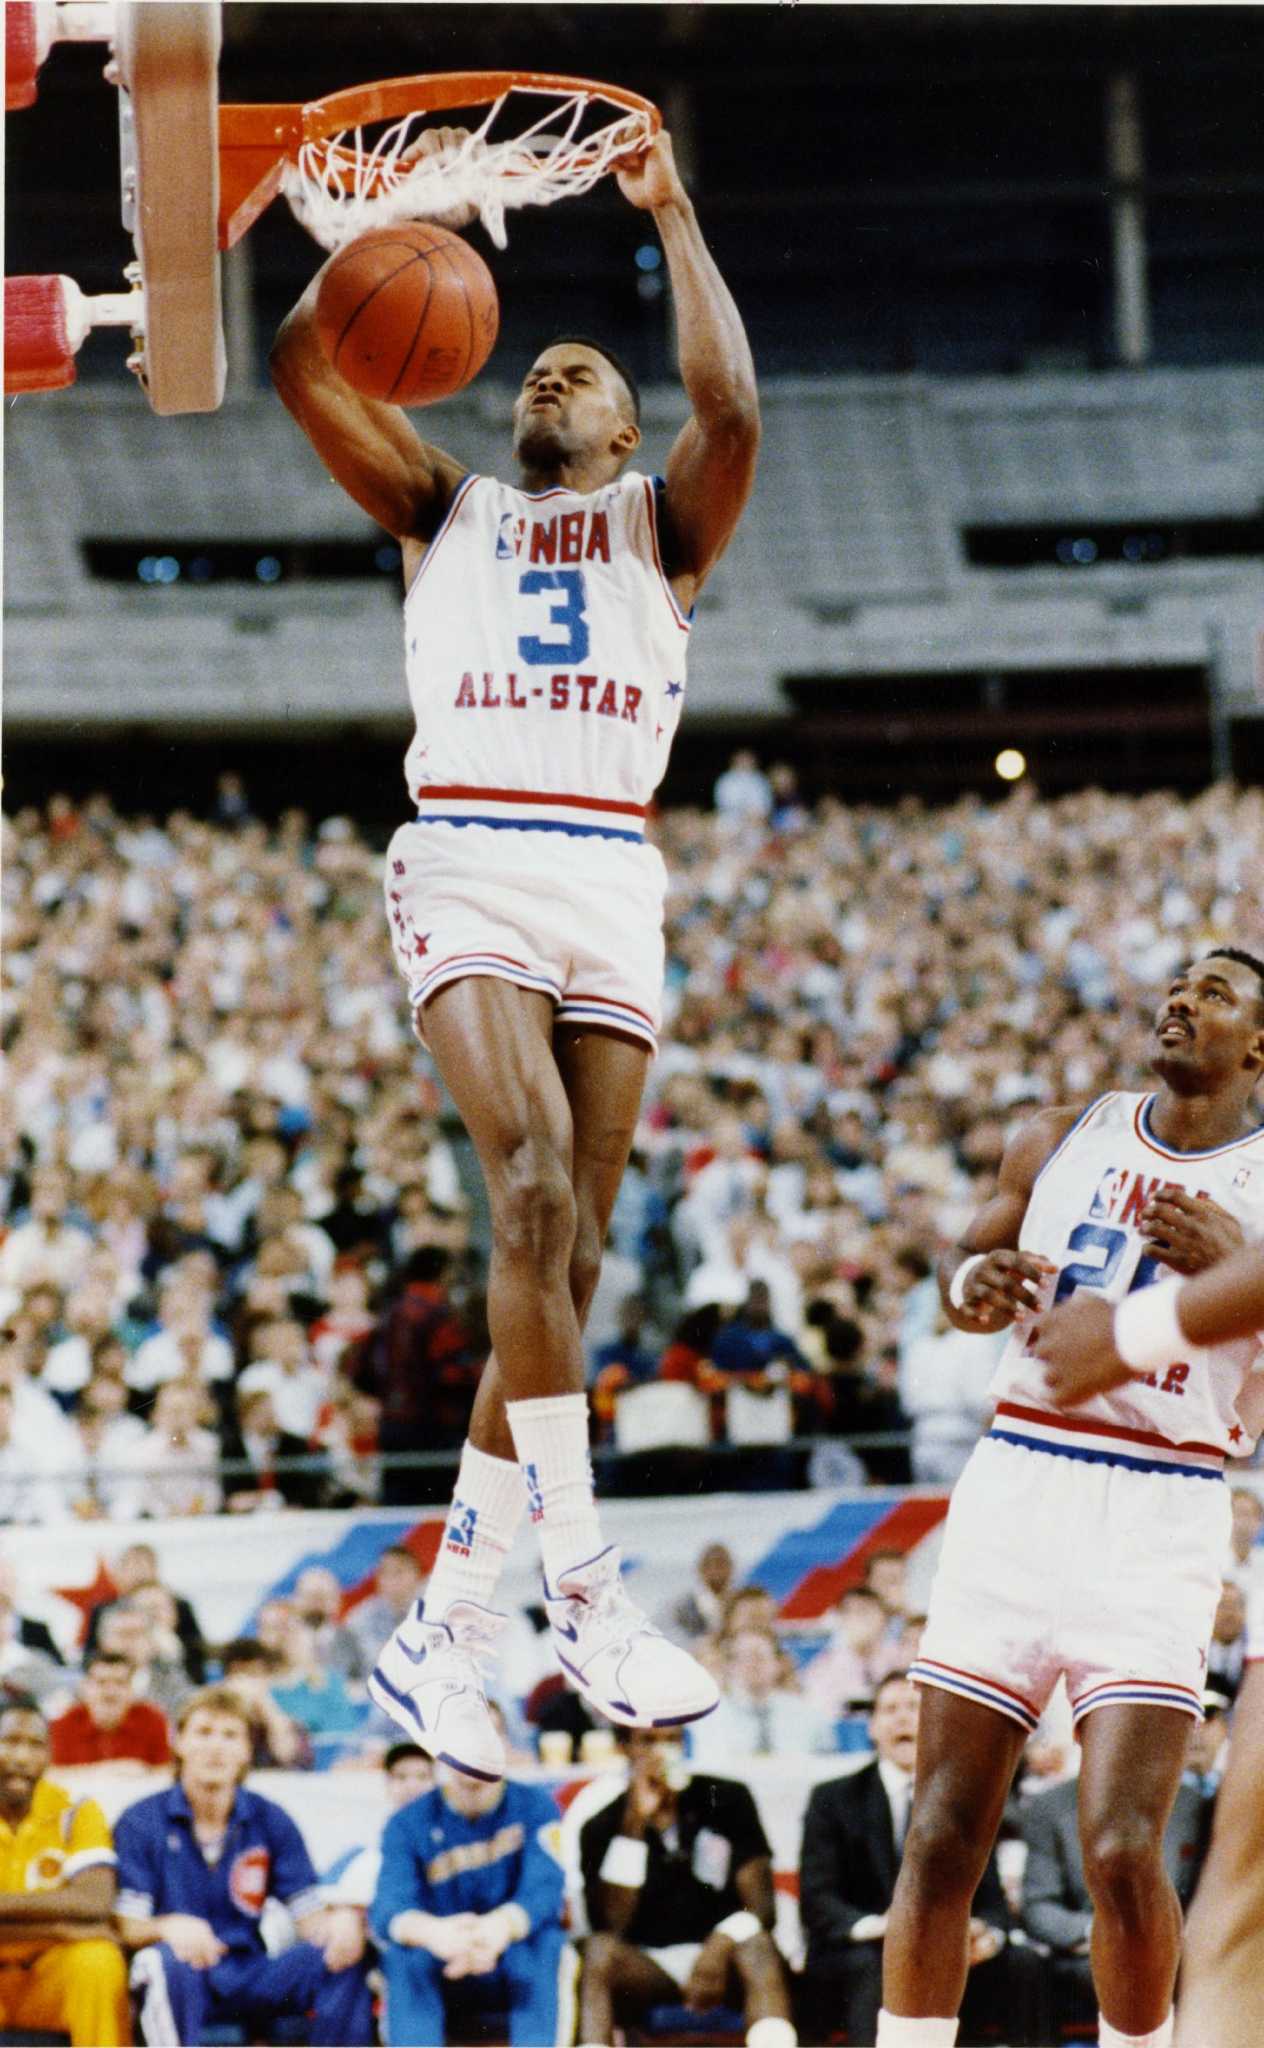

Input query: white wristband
[948,1253,988,1311]
[1113,1279,1188,1373]
[715,1908,763,1945]
[599,1835,649,1887]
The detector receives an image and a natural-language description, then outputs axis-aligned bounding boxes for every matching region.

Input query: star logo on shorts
[413,932,431,958]
[666,681,683,698]
[392,859,405,876]
[1229,1424,1244,1443]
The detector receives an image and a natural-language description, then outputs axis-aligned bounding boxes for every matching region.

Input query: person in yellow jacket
[0,1689,129,2044]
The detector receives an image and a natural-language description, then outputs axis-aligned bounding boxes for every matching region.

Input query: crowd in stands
[0,1519,1254,2045]
[3,767,1262,1514]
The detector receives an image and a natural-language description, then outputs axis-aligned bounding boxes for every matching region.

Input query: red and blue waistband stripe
[908,1656,1040,1732]
[988,1401,1224,1480]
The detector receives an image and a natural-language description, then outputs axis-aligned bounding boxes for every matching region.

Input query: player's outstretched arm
[939,1106,1078,1333]
[270,277,467,543]
[617,132,759,599]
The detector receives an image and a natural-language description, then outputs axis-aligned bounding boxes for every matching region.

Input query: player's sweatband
[948,1253,988,1310]
[1113,1277,1187,1372]
[716,1909,763,1945]
[599,1835,649,1887]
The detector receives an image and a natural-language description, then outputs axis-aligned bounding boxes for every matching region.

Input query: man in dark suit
[1020,1693,1225,2034]
[800,1672,1043,2045]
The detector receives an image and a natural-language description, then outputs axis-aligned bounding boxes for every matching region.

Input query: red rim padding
[5,2,42,110]
[4,276,77,393]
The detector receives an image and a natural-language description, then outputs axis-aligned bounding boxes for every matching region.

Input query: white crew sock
[1098,2014,1173,2048]
[506,1392,604,1586]
[421,1442,526,1618]
[875,2015,958,2046]
[746,2018,797,2048]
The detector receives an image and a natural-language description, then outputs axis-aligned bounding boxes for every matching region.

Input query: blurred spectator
[309,1256,376,1375]
[48,1650,171,1771]
[1227,1485,1263,1586]
[125,1265,233,1397]
[349,1247,479,1504]
[96,1598,193,1723]
[710,1279,810,1380]
[218,1639,312,1769]
[115,1685,373,2045]
[64,1373,148,1520]
[221,1385,326,1512]
[1206,1579,1248,1700]
[800,1674,1040,2046]
[0,1559,63,1667]
[590,1293,659,1422]
[0,1562,66,1707]
[371,1759,567,2046]
[0,1692,129,2045]
[0,1381,67,1523]
[347,1546,425,1671]
[899,1313,1006,1485]
[656,1541,735,1646]
[688,1624,835,1764]
[577,1725,794,2048]
[801,1587,898,1717]
[237,1314,329,1439]
[713,748,772,828]
[0,1165,93,1293]
[863,1548,913,1631]
[84,1542,207,1681]
[291,1566,370,1686]
[258,1601,368,1765]
[132,1380,223,1516]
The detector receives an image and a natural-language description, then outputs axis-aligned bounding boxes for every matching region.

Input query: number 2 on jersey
[517,568,590,665]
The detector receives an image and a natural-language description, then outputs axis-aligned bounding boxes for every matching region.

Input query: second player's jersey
[991,1090,1264,1463]
[401,469,691,841]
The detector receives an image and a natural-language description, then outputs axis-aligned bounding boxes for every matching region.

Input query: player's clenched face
[177,1707,253,1790]
[512,344,640,470]
[1152,956,1264,1093]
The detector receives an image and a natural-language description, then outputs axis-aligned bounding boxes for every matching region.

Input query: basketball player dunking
[876,948,1264,2048]
[1037,1234,1264,2048]
[271,130,758,1780]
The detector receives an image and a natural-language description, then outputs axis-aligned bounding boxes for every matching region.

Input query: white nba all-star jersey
[994,1090,1264,1465]
[400,469,690,843]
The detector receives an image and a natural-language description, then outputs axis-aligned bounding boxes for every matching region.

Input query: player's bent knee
[581,1931,628,1981]
[902,1797,993,1896]
[1082,1819,1165,1905]
[493,1142,577,1260]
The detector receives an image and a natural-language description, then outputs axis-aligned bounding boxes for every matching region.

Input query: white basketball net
[282,84,656,251]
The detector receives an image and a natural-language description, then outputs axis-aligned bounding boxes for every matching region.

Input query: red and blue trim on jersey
[989,1400,1225,1479]
[1070,1675,1205,1725]
[414,785,648,842]
[1134,1094,1264,1161]
[907,1656,1041,1733]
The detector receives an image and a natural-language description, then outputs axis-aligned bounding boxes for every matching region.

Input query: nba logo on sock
[446,1498,478,1556]
[523,1462,545,1523]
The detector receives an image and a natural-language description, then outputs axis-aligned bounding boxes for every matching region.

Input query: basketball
[314,222,499,406]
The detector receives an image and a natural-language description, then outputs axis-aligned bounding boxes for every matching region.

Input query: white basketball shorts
[912,1431,1230,1732]
[384,818,667,1054]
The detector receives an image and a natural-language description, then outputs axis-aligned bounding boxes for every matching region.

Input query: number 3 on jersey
[517,568,590,665]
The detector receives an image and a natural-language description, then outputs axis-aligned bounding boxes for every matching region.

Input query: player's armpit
[270,284,467,542]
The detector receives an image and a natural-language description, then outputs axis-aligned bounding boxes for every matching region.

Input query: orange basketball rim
[219,70,662,252]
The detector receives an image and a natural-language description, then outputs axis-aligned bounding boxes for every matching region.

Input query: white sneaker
[367,1597,507,1781]
[544,1544,719,1729]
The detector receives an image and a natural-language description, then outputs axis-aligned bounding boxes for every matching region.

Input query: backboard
[113,1,225,414]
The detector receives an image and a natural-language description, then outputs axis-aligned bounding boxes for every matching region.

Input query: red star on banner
[53,1558,117,1647]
